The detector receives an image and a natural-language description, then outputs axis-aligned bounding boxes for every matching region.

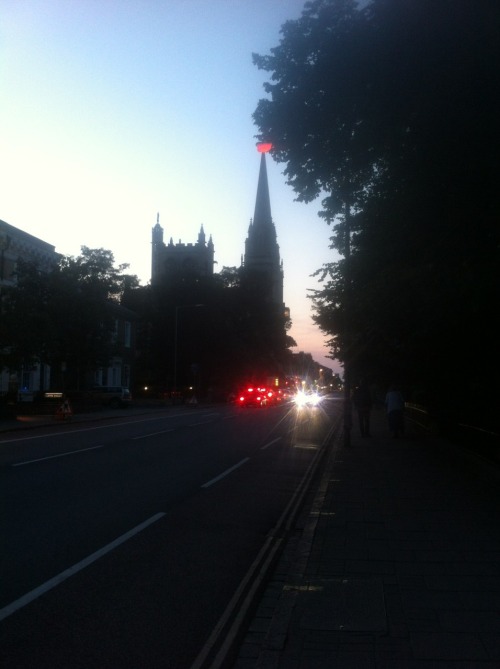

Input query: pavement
[232,406,500,669]
[0,401,171,434]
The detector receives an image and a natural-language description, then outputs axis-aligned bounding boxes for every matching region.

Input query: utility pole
[173,304,204,395]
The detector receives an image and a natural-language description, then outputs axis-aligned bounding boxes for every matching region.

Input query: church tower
[243,144,284,307]
[151,213,214,285]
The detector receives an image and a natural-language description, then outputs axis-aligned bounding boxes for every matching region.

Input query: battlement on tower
[151,217,214,285]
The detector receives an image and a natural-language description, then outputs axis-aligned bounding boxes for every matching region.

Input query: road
[0,398,341,668]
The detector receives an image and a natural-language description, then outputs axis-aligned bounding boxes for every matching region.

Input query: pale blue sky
[1,0,340,373]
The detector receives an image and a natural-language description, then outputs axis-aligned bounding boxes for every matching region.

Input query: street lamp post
[0,233,11,283]
[173,304,204,394]
[0,234,12,405]
[0,234,11,323]
[342,198,353,448]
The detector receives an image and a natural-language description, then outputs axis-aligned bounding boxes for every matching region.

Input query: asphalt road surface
[0,398,341,668]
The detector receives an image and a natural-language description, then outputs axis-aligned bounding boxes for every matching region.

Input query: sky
[0,0,342,375]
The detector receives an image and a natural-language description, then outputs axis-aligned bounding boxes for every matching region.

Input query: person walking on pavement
[385,384,405,437]
[352,379,373,437]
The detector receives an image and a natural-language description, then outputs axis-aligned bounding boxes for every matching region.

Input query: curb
[192,416,342,669]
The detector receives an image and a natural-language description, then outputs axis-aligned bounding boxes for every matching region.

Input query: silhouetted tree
[253,0,499,420]
[0,259,52,372]
[2,248,139,389]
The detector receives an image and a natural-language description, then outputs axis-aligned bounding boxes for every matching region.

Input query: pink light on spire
[257,142,273,153]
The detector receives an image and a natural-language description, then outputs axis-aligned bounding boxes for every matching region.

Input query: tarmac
[232,406,500,669]
[2,404,499,668]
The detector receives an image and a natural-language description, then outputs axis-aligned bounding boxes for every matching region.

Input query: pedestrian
[352,379,373,437]
[385,384,405,437]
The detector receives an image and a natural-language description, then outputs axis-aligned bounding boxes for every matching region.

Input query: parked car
[90,386,132,408]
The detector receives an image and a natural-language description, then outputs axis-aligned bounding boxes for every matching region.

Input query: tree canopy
[2,245,296,399]
[252,0,499,419]
[1,247,139,388]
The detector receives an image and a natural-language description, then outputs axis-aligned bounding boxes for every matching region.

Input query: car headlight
[294,391,308,408]
[308,392,321,406]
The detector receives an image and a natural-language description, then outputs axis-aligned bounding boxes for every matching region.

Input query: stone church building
[151,144,286,312]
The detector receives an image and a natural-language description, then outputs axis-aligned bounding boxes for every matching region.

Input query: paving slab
[233,407,500,668]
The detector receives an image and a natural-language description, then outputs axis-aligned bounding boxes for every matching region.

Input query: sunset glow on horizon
[0,0,340,374]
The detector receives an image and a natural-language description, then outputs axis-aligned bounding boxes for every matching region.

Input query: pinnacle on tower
[197,224,206,245]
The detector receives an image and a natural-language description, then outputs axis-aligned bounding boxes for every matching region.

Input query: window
[124,321,131,348]
[111,319,118,343]
[22,370,31,391]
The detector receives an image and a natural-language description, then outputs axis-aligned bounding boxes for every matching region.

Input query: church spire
[253,151,273,229]
[243,143,284,307]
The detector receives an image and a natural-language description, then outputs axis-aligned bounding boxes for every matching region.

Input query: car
[90,386,132,408]
[293,389,322,409]
[272,387,292,403]
[263,387,288,405]
[237,385,269,407]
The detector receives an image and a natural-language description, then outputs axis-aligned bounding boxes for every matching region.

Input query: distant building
[0,220,60,398]
[151,214,214,285]
[0,219,137,399]
[0,219,60,288]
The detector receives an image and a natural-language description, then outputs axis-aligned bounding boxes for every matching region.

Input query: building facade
[89,303,136,392]
[0,220,60,398]
[0,219,60,288]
